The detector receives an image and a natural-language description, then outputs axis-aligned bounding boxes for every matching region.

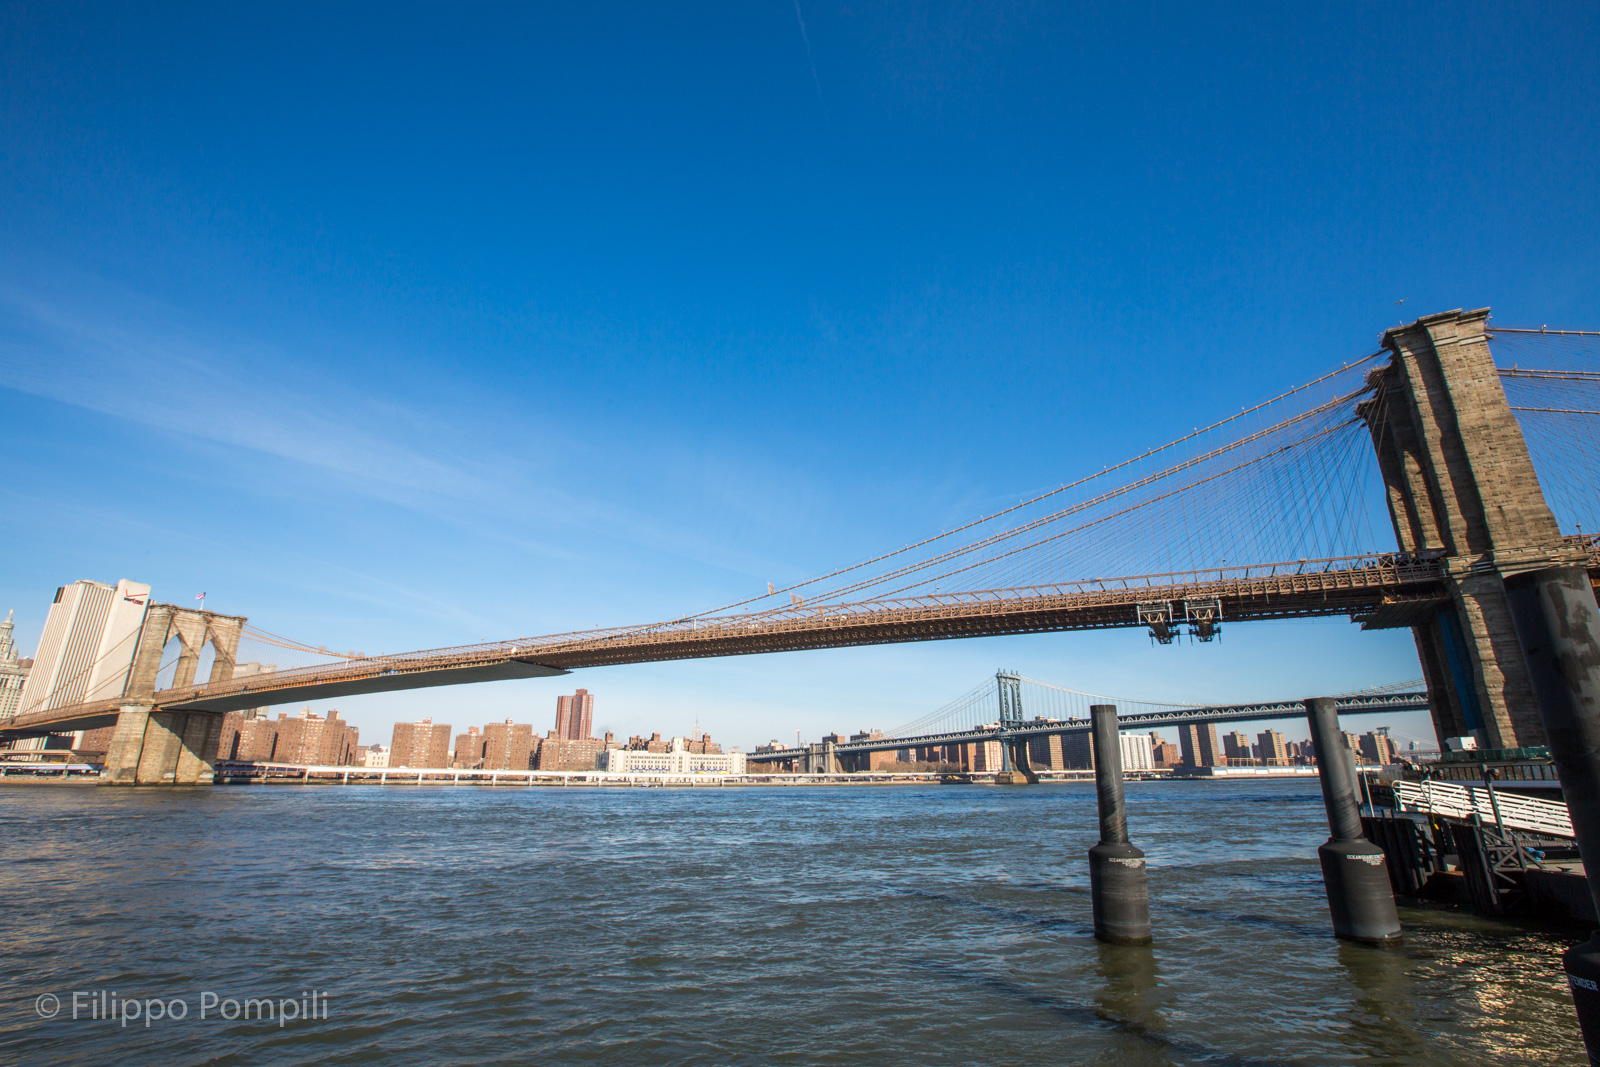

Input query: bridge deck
[745,692,1432,762]
[7,546,1589,735]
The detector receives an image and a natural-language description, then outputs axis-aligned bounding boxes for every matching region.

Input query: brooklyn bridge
[5,307,1599,786]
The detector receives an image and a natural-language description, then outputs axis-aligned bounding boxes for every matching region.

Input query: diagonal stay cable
[670,357,1383,622]
[864,419,1364,600]
[703,387,1374,617]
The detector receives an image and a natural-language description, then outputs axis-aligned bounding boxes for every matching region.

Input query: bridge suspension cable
[646,358,1393,639]
[675,353,1386,623]
[1491,327,1600,537]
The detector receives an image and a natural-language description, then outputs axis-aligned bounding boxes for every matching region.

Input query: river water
[0,778,1586,1065]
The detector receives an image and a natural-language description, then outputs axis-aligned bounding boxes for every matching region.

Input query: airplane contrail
[791,0,830,127]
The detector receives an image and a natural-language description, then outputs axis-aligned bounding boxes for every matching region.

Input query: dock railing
[1394,779,1574,839]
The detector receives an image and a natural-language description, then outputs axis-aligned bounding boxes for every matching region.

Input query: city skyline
[4,4,1594,751]
[4,3,1595,1062]
[0,578,1438,754]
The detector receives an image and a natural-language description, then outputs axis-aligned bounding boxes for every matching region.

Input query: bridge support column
[102,704,152,786]
[1504,565,1600,1061]
[1087,704,1151,944]
[134,711,187,784]
[1305,697,1401,944]
[173,713,222,784]
[995,735,1035,784]
[101,705,221,786]
[1360,308,1584,750]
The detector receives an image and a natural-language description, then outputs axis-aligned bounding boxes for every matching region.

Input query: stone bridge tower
[1358,308,1588,750]
[102,603,246,785]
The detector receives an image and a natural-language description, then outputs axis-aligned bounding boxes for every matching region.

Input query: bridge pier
[101,705,151,785]
[103,704,222,786]
[96,601,243,785]
[1359,308,1585,750]
[1504,565,1600,1060]
[1087,704,1150,944]
[1305,697,1401,945]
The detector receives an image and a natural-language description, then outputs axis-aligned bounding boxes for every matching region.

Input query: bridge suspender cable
[672,353,1384,622]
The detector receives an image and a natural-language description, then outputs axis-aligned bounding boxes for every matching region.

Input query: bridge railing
[99,551,1456,714]
[138,551,1438,705]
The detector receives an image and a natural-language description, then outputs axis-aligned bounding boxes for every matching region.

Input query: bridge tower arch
[1358,308,1586,750]
[103,604,247,785]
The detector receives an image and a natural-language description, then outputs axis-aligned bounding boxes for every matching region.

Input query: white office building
[1119,731,1155,772]
[17,579,151,718]
[1063,729,1156,772]
[600,738,746,776]
[364,744,390,768]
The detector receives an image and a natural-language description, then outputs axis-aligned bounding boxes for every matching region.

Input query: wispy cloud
[0,282,493,501]
[0,273,864,610]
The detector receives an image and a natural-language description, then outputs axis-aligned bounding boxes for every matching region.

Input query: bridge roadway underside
[8,552,1595,743]
[745,694,1432,766]
[0,661,568,740]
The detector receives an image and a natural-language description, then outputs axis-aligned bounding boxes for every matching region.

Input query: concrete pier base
[102,704,221,786]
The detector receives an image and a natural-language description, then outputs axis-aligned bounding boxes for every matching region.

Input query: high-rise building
[1256,729,1290,765]
[275,709,358,765]
[1359,731,1400,767]
[391,718,452,768]
[554,688,595,740]
[453,726,484,767]
[1062,730,1155,771]
[10,579,150,754]
[1150,732,1182,768]
[1222,731,1253,763]
[534,733,608,771]
[217,708,359,765]
[483,720,534,770]
[17,580,151,717]
[1178,722,1222,767]
[0,610,32,724]
[1027,732,1067,770]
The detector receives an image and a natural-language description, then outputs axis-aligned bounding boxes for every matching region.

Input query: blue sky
[3,2,1596,751]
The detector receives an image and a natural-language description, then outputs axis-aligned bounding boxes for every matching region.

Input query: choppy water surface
[0,778,1586,1065]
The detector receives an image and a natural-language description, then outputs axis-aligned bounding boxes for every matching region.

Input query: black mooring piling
[1087,703,1152,945]
[1305,696,1401,945]
[1505,565,1600,1064]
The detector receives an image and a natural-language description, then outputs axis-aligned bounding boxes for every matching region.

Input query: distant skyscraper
[17,579,151,717]
[391,718,452,768]
[1359,731,1399,767]
[1178,722,1222,767]
[10,580,150,754]
[554,688,595,740]
[1221,731,1253,763]
[1256,729,1290,765]
[483,720,534,770]
[1063,730,1154,771]
[1149,732,1182,768]
[453,726,483,767]
[0,610,31,724]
